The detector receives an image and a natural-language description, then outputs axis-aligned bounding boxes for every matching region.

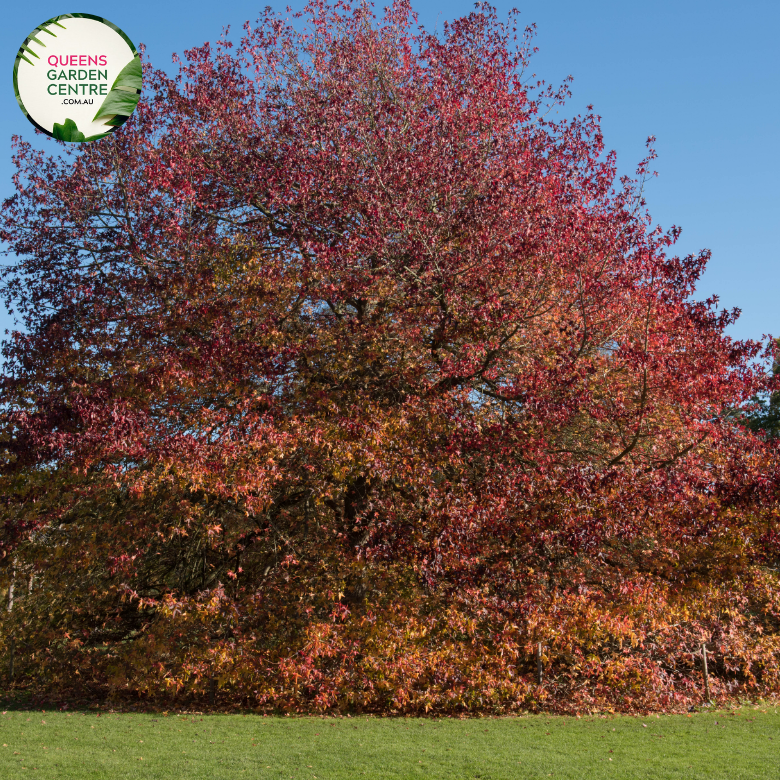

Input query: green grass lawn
[0,705,777,779]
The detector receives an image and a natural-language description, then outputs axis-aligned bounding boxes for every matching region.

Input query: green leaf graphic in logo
[93,56,141,124]
[15,18,65,67]
[52,118,86,142]
[110,55,142,90]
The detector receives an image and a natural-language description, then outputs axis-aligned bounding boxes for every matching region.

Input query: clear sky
[2,0,778,346]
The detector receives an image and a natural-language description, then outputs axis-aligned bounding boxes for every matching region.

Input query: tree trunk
[6,572,13,612]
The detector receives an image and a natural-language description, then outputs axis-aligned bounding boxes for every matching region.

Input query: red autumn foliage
[1,1,779,714]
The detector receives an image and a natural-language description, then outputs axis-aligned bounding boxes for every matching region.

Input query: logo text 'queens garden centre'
[13,14,142,143]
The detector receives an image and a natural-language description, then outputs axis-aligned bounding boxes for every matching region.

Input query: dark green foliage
[744,340,780,440]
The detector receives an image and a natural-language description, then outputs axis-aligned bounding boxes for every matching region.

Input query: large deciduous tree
[1,0,779,713]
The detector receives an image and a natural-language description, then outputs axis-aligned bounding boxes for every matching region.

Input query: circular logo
[13,14,141,142]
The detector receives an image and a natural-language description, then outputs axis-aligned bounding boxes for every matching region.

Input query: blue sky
[2,0,778,347]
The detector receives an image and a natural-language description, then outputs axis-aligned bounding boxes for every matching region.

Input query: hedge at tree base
[3,573,778,715]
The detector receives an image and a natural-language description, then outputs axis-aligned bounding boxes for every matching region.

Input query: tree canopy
[1,0,779,713]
